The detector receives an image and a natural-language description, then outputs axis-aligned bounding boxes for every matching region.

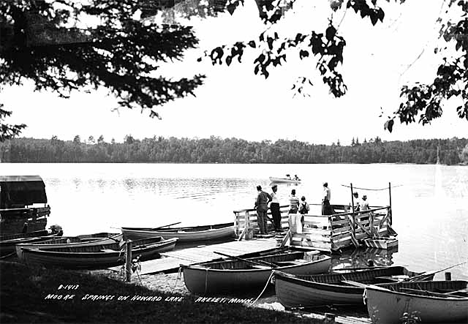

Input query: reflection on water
[1,163,467,281]
[331,247,399,271]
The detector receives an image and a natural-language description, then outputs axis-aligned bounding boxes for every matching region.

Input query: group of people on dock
[254,182,371,235]
[254,184,311,235]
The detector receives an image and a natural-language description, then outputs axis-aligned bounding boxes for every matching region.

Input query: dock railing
[233,205,290,237]
[233,204,393,252]
[296,205,393,251]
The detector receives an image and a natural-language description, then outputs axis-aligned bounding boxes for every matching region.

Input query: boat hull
[0,229,61,257]
[21,237,177,269]
[16,233,122,260]
[183,251,331,295]
[121,222,235,242]
[274,266,432,308]
[365,281,468,324]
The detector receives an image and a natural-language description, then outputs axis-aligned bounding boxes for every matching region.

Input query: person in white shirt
[322,182,333,215]
[361,195,370,211]
[270,185,282,232]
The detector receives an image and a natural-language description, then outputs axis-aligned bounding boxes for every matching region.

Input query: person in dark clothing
[322,182,334,215]
[255,185,272,235]
[270,185,282,232]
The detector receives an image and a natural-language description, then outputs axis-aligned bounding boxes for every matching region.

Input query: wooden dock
[126,238,280,275]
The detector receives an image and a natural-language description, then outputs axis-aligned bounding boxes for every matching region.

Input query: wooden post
[350,183,356,238]
[233,211,239,237]
[245,210,252,240]
[125,240,132,282]
[445,272,452,281]
[388,182,392,226]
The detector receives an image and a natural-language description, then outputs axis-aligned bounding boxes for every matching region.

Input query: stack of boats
[179,248,468,324]
[14,232,178,269]
[9,221,236,270]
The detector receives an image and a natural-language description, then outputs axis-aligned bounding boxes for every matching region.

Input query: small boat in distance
[183,250,331,296]
[21,236,177,269]
[269,174,301,184]
[121,222,235,243]
[365,280,468,324]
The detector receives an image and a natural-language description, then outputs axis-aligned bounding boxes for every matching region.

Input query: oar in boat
[213,251,278,268]
[341,280,368,288]
[150,222,182,230]
[408,260,468,282]
[333,266,391,272]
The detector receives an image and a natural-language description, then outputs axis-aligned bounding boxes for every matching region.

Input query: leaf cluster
[0,0,205,120]
[0,104,26,142]
[200,0,466,131]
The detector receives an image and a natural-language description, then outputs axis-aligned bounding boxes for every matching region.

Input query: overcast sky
[2,0,466,145]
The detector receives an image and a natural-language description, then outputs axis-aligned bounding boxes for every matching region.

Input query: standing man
[255,185,272,235]
[322,182,333,215]
[270,185,282,232]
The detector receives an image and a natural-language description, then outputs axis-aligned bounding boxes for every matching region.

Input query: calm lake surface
[2,163,467,280]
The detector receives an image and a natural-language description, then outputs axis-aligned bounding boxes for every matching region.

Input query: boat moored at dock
[121,222,235,243]
[365,280,468,323]
[274,266,434,309]
[21,236,177,269]
[182,249,331,295]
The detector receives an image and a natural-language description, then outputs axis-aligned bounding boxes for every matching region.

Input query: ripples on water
[1,163,467,280]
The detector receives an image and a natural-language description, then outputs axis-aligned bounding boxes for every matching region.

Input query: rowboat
[21,236,177,269]
[269,176,301,184]
[365,280,468,323]
[0,228,63,257]
[121,222,235,242]
[183,250,331,295]
[274,266,434,308]
[16,232,122,260]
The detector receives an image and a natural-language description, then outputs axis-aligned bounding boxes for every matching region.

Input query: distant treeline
[1,136,467,165]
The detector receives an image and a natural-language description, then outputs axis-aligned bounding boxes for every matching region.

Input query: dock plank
[133,238,280,275]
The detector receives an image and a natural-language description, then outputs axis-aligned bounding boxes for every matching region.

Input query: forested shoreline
[1,136,467,165]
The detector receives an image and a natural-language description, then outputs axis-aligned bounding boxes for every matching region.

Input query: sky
[2,0,467,145]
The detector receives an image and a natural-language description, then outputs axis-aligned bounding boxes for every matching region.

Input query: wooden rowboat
[21,236,177,269]
[0,228,62,257]
[16,232,122,260]
[365,281,468,323]
[183,250,331,295]
[274,266,434,309]
[121,222,235,242]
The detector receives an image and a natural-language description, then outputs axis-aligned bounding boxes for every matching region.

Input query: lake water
[1,163,467,280]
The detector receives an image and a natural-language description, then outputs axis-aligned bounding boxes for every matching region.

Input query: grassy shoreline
[0,261,325,323]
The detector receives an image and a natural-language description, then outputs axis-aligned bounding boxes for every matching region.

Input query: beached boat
[121,222,235,242]
[21,236,177,269]
[16,232,122,260]
[0,228,63,257]
[274,266,434,308]
[183,250,331,295]
[269,176,301,184]
[365,280,468,323]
